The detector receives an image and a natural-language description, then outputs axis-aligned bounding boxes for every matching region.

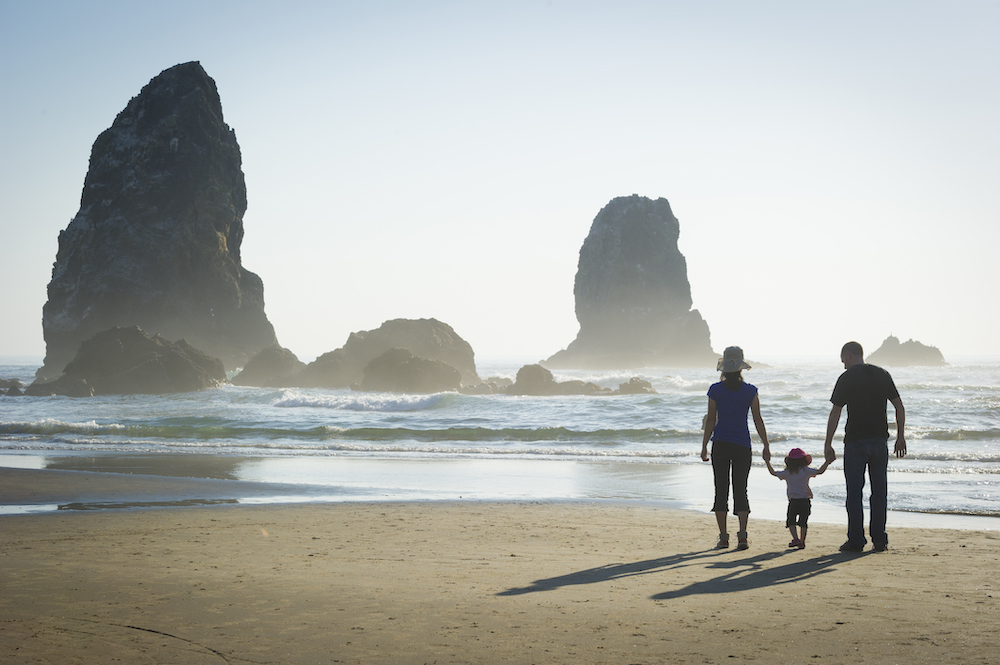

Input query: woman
[701,346,771,550]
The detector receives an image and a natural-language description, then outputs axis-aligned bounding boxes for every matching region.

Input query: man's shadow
[650,550,847,599]
[497,548,861,599]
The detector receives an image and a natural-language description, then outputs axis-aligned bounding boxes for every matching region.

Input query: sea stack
[545,195,715,369]
[866,335,946,367]
[36,62,277,382]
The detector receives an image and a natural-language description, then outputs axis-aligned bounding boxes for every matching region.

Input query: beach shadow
[650,551,851,600]
[497,548,737,596]
[498,547,868,598]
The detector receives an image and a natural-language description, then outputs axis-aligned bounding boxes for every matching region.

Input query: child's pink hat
[785,448,812,465]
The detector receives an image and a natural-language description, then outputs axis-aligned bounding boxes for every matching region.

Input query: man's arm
[824,404,843,463]
[890,397,906,458]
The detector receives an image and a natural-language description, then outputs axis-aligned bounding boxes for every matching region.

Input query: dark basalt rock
[617,377,656,395]
[37,62,277,382]
[504,364,645,396]
[546,195,716,369]
[25,326,226,396]
[357,348,463,393]
[231,344,306,387]
[0,378,25,391]
[866,335,946,367]
[296,318,480,389]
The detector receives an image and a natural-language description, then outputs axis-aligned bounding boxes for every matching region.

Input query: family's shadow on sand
[497,548,862,599]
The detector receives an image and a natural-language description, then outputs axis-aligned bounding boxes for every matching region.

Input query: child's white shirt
[775,466,820,499]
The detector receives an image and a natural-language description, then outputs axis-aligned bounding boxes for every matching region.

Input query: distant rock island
[545,195,716,369]
[26,326,226,396]
[36,61,277,382]
[234,318,481,390]
[867,335,946,367]
[231,318,657,396]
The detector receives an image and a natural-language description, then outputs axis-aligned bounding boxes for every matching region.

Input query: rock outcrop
[37,61,276,382]
[1,378,25,397]
[25,326,226,396]
[507,364,606,396]
[545,195,716,369]
[504,364,655,396]
[616,377,656,395]
[357,348,463,393]
[296,318,480,389]
[867,335,946,367]
[231,344,306,387]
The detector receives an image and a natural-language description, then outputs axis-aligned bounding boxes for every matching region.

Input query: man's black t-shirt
[830,363,900,443]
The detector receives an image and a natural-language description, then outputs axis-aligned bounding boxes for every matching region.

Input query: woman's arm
[750,394,771,461]
[701,398,717,462]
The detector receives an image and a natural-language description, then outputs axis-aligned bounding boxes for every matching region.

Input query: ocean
[2,355,998,531]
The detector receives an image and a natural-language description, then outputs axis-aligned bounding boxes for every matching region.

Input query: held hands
[761,444,771,462]
[824,445,837,464]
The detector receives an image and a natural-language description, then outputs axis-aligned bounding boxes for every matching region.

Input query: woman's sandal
[716,533,730,549]
[736,530,749,550]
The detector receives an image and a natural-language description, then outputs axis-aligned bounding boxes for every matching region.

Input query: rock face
[37,62,277,382]
[505,364,657,396]
[545,195,716,369]
[231,344,306,387]
[297,318,480,389]
[25,326,226,396]
[867,335,946,367]
[358,348,463,393]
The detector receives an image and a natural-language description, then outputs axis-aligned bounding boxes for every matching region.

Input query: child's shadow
[650,551,846,600]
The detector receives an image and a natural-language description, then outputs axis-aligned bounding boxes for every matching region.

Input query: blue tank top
[708,381,758,447]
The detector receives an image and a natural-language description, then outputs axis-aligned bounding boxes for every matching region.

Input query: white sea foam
[1,359,1000,523]
[273,390,447,412]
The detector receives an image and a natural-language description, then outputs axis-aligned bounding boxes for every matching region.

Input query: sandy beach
[1,469,998,664]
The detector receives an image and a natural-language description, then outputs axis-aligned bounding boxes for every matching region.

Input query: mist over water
[1,357,998,526]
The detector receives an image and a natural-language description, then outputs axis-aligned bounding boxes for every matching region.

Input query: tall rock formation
[545,195,716,369]
[37,62,277,381]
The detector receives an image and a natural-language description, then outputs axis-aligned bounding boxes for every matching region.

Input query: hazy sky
[2,1,997,363]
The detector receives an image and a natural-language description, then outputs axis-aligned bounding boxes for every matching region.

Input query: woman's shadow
[497,548,854,599]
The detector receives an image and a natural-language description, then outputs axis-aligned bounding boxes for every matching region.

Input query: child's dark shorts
[786,498,812,528]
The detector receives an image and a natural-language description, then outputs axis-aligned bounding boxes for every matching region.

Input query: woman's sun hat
[716,346,752,373]
[785,447,813,466]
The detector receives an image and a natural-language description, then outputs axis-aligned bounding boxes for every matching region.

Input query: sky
[1,0,998,363]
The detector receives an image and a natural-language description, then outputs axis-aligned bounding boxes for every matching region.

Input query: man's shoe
[873,543,888,552]
[839,541,865,552]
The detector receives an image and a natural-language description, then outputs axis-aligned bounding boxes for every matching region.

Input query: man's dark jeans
[843,437,889,546]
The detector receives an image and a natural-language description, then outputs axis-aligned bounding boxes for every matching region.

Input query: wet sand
[1,469,998,664]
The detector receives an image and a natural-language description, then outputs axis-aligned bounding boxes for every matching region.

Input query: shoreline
[2,499,998,664]
[3,459,999,532]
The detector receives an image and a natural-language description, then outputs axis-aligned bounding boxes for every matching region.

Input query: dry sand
[1,469,998,664]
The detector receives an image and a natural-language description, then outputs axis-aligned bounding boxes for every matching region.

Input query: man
[824,341,906,553]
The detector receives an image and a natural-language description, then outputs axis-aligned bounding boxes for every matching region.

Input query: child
[765,448,830,549]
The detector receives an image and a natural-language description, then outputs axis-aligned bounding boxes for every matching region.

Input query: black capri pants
[710,440,752,514]
[786,498,812,528]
